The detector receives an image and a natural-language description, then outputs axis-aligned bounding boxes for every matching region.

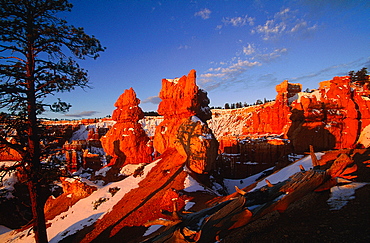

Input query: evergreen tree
[0,1,104,242]
[224,103,230,109]
[349,67,369,86]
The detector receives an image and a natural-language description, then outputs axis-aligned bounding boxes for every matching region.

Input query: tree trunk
[27,179,48,243]
[25,18,48,242]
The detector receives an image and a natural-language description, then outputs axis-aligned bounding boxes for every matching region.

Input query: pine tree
[0,1,104,242]
[349,67,368,86]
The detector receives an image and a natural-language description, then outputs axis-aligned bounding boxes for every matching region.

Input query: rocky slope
[210,76,370,154]
[1,71,370,242]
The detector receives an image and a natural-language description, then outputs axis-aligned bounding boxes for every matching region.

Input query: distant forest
[211,98,275,110]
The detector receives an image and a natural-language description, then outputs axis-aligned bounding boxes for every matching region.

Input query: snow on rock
[0,225,11,235]
[70,125,89,141]
[327,182,368,210]
[3,159,161,243]
[183,173,206,192]
[357,124,370,147]
[253,153,324,190]
[119,163,146,176]
[223,168,273,194]
[0,225,12,243]
[0,162,19,199]
[143,224,165,237]
[139,116,163,137]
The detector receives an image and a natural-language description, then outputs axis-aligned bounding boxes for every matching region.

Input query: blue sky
[44,0,369,119]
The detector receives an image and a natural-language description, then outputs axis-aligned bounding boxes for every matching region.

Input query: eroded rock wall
[153,70,218,174]
[101,88,152,167]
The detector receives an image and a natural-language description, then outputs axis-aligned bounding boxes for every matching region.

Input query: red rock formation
[154,70,217,174]
[288,76,370,151]
[101,88,152,168]
[210,80,299,139]
[0,141,22,161]
[80,149,189,243]
[212,76,370,154]
[44,177,97,221]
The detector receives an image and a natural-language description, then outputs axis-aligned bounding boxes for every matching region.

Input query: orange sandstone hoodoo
[153,69,218,174]
[100,87,152,168]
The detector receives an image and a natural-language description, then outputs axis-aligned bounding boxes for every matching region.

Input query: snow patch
[3,159,161,243]
[143,225,164,236]
[223,168,271,194]
[184,201,196,211]
[327,182,368,210]
[120,163,147,176]
[183,174,205,192]
[191,116,204,124]
[357,124,370,147]
[253,153,324,190]
[166,78,180,84]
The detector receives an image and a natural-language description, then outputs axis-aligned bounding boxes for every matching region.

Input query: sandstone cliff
[209,76,370,153]
[153,69,218,174]
[100,88,152,168]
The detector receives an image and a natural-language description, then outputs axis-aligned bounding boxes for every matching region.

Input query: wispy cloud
[291,58,369,82]
[253,8,317,40]
[64,111,99,118]
[199,59,261,90]
[178,44,191,50]
[194,8,211,20]
[254,48,288,62]
[199,46,288,91]
[222,15,255,27]
[142,96,161,104]
[243,43,256,55]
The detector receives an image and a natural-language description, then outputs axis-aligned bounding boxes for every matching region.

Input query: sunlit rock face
[0,138,22,161]
[154,69,218,174]
[210,76,370,153]
[101,88,152,168]
[209,80,299,139]
[289,76,370,152]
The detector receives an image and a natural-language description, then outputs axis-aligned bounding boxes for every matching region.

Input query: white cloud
[243,43,256,55]
[199,46,289,91]
[194,8,211,20]
[222,15,255,27]
[254,8,317,40]
[199,59,261,90]
[255,48,288,62]
[142,96,161,104]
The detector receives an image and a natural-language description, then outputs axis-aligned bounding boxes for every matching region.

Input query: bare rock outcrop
[100,88,152,168]
[289,76,370,152]
[153,70,217,174]
[44,177,97,221]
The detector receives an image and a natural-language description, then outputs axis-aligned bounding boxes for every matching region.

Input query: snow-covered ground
[327,182,368,210]
[1,159,161,243]
[139,116,163,137]
[0,161,19,199]
[1,152,367,242]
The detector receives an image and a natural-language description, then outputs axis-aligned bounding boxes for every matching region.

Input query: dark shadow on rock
[287,109,336,153]
[91,140,126,183]
[219,142,292,179]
